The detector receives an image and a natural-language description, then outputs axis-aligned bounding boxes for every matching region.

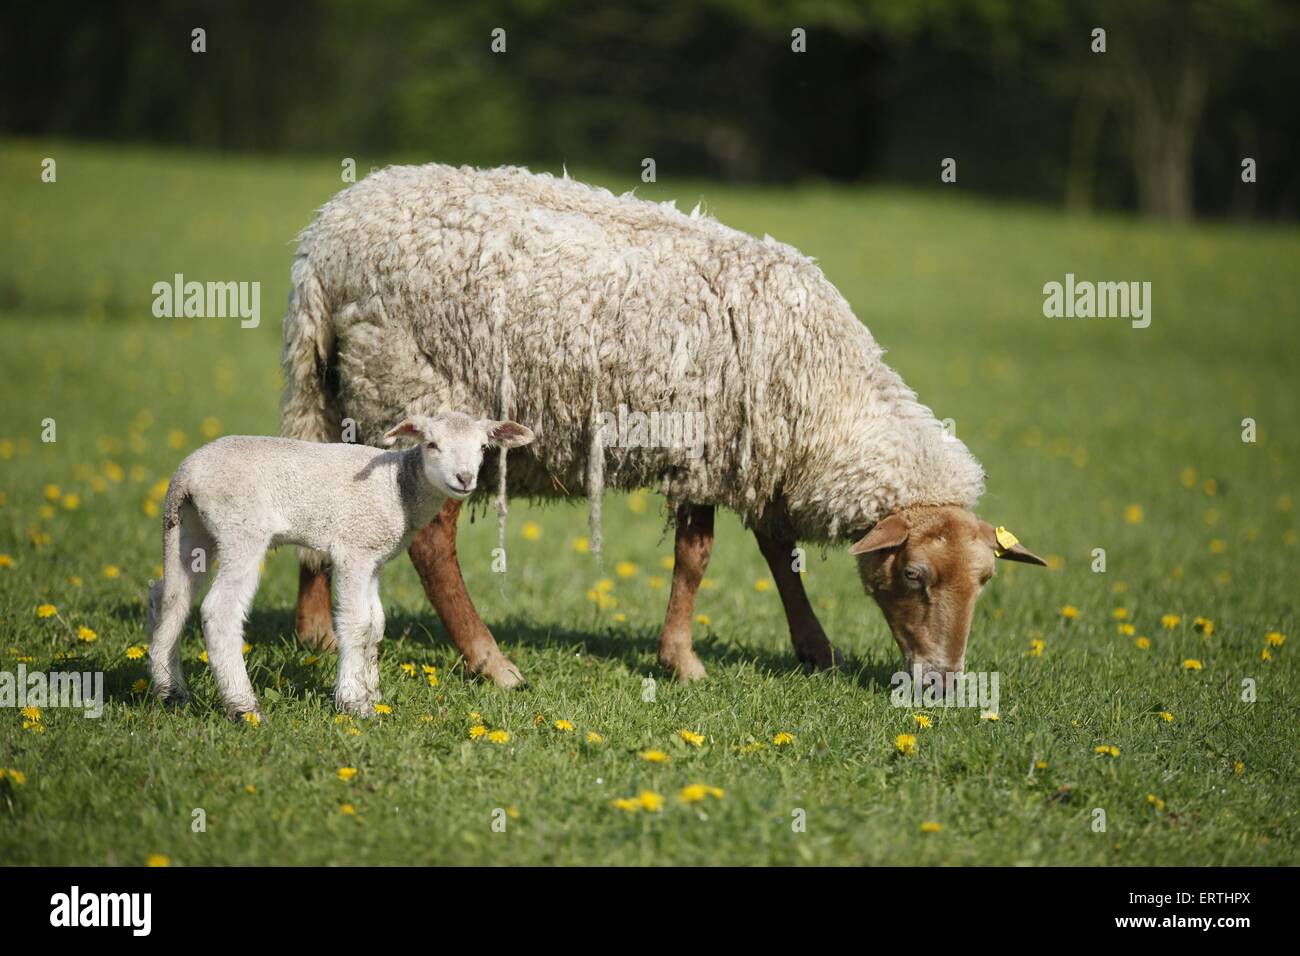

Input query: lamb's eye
[481,444,488,453]
[426,442,439,452]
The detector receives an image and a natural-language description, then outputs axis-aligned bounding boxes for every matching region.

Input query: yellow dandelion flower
[43,484,61,502]
[146,854,171,867]
[1261,648,1273,662]
[241,642,251,655]
[103,564,121,579]
[66,574,80,585]
[244,785,257,795]
[36,603,57,618]
[125,645,145,660]
[337,767,358,782]
[554,719,575,732]
[339,803,356,815]
[469,724,487,740]
[200,416,222,439]
[242,712,261,726]
[919,821,943,833]
[1117,623,1135,636]
[735,741,765,754]
[199,650,208,663]
[679,783,724,804]
[1059,605,1080,620]
[1193,616,1214,635]
[678,729,705,747]
[0,554,13,569]
[1209,539,1226,554]
[131,678,148,693]
[39,504,56,520]
[374,703,392,715]
[303,654,319,666]
[637,790,664,812]
[1265,631,1285,647]
[142,499,159,518]
[659,555,675,570]
[1180,467,1197,488]
[1183,659,1203,670]
[1124,504,1144,524]
[612,797,640,812]
[1027,638,1046,657]
[400,662,417,677]
[1158,711,1174,722]
[521,521,541,541]
[895,733,918,755]
[1161,614,1181,629]
[487,729,510,744]
[77,626,98,642]
[754,579,771,592]
[695,614,711,626]
[1112,607,1128,620]
[1234,760,1244,776]
[1094,744,1120,757]
[980,710,999,721]
[1035,760,1048,770]
[640,749,670,763]
[586,731,604,744]
[1136,636,1151,650]
[573,536,590,553]
[423,664,438,675]
[646,575,665,589]
[615,561,638,578]
[774,730,797,744]
[345,726,361,737]
[62,493,81,511]
[1146,794,1166,811]
[7,769,27,785]
[21,706,42,723]
[627,490,648,514]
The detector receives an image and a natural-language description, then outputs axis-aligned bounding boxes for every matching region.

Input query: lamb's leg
[200,544,265,721]
[333,562,382,715]
[407,499,525,689]
[365,571,384,702]
[754,529,844,671]
[147,509,212,705]
[657,504,714,682]
[295,562,336,651]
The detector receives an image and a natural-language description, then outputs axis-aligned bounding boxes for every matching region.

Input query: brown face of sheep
[851,505,1047,682]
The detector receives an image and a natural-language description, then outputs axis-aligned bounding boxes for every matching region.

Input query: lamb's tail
[280,251,340,571]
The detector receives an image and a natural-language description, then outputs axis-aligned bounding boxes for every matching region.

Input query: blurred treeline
[6,0,1299,220]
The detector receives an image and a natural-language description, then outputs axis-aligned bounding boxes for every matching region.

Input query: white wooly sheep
[146,412,534,719]
[282,163,986,550]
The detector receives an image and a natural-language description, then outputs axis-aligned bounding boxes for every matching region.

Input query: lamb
[281,163,1048,688]
[146,412,534,719]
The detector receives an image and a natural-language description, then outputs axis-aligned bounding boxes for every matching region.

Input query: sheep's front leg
[754,529,844,671]
[407,499,525,689]
[657,504,714,682]
[333,563,382,716]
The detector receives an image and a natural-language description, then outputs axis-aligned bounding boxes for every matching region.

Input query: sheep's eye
[903,565,927,588]
[425,441,439,452]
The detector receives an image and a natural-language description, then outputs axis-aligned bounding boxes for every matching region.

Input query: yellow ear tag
[994,526,1019,557]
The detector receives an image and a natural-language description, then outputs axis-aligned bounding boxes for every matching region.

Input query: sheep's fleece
[282,164,986,550]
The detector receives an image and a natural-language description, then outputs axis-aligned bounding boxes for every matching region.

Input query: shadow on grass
[111,601,902,696]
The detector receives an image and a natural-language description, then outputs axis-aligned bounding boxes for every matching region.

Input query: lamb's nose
[455,471,475,488]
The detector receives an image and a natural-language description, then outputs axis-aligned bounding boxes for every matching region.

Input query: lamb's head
[850,505,1047,683]
[381,412,535,500]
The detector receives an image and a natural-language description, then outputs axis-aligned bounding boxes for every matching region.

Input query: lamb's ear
[849,514,910,555]
[381,418,426,447]
[485,420,535,449]
[978,521,1048,566]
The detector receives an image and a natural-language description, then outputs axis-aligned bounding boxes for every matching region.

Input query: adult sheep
[282,163,1047,688]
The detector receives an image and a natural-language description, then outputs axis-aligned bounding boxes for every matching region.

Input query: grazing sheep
[146,412,534,719]
[282,163,1047,687]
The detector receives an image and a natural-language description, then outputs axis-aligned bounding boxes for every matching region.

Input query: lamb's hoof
[154,686,190,707]
[334,697,376,718]
[476,653,527,690]
[661,652,707,683]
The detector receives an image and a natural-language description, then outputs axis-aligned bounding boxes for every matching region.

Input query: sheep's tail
[280,251,340,572]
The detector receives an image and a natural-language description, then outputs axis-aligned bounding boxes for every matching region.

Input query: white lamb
[145,412,534,719]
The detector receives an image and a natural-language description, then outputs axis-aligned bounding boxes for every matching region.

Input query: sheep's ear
[978,521,1048,566]
[486,420,535,449]
[382,418,426,447]
[849,514,909,555]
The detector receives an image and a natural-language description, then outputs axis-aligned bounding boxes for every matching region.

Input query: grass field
[1,139,1297,865]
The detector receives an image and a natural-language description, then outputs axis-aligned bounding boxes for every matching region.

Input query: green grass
[0,138,1297,865]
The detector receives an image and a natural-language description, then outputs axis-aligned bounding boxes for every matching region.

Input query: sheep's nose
[455,471,475,489]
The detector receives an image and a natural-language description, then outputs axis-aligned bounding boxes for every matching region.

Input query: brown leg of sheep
[407,499,525,689]
[657,504,714,682]
[754,529,844,671]
[295,565,337,651]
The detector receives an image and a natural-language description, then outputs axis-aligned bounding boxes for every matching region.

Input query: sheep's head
[382,412,535,500]
[850,505,1046,683]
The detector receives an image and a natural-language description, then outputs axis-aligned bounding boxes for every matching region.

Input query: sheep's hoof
[795,636,844,672]
[229,706,265,725]
[334,697,376,718]
[662,652,707,683]
[477,654,527,690]
[154,686,190,707]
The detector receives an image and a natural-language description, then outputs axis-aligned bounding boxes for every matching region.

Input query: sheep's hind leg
[200,542,266,721]
[657,504,713,683]
[407,499,525,689]
[295,559,337,651]
[754,529,844,671]
[332,562,382,716]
